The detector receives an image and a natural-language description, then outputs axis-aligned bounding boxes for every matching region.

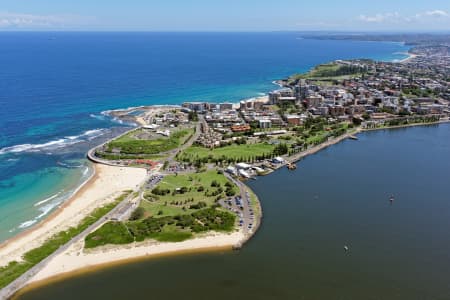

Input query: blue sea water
[0,32,410,241]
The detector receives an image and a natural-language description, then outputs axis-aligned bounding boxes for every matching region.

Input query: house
[285,115,301,126]
[231,124,251,133]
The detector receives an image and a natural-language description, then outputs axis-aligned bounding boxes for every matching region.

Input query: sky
[0,0,450,32]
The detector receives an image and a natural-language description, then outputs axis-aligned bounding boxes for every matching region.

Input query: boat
[349,135,359,140]
[287,163,297,170]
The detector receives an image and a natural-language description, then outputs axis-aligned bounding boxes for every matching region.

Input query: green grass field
[178,143,275,162]
[98,128,194,159]
[85,222,134,248]
[86,207,235,248]
[84,170,239,249]
[141,170,236,218]
[288,62,365,83]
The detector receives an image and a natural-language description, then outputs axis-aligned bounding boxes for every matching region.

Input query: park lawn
[140,200,187,218]
[105,128,192,156]
[147,224,193,242]
[288,62,366,84]
[306,131,328,144]
[140,170,237,219]
[113,129,141,143]
[85,207,236,248]
[85,221,134,249]
[179,143,275,162]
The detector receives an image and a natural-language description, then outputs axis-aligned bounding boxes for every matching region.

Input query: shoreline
[26,231,245,288]
[0,163,97,252]
[0,164,147,268]
[6,118,449,299]
[1,47,445,297]
[0,45,414,245]
[11,244,234,300]
[361,119,450,132]
[398,52,418,63]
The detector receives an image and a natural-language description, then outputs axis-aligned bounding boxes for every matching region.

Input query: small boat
[349,135,359,140]
[389,195,395,202]
[344,245,349,251]
[287,163,297,170]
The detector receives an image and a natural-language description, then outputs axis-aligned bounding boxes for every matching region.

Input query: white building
[259,119,272,129]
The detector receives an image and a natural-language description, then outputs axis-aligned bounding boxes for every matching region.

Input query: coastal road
[224,173,256,235]
[166,115,204,163]
[0,188,140,300]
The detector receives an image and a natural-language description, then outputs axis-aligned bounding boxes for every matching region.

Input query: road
[166,115,204,163]
[223,173,256,235]
[0,188,140,300]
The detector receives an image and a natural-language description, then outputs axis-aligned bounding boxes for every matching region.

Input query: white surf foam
[90,113,107,121]
[36,203,57,219]
[18,219,38,229]
[34,192,61,207]
[0,129,108,155]
[82,166,89,176]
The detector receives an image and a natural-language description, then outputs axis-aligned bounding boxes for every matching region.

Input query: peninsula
[1,37,450,300]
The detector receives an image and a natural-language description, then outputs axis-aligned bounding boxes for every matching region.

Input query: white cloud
[0,11,95,29]
[358,9,450,26]
[423,10,449,17]
[358,12,400,23]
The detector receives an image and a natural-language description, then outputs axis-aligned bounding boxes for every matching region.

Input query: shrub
[130,207,145,221]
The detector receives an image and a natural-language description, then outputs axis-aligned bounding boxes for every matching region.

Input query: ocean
[17,124,450,300]
[0,32,410,241]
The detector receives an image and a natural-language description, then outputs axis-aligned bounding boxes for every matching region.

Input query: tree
[130,207,145,221]
[273,143,289,156]
[352,117,362,126]
[188,111,199,122]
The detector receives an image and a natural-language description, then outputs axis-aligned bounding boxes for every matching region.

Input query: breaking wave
[0,129,108,155]
[34,192,62,207]
[18,202,59,229]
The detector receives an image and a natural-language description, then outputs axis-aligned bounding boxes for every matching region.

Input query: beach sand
[29,231,245,284]
[400,53,418,63]
[0,164,147,267]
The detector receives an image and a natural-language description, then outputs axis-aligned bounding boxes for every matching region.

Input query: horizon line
[0,30,450,34]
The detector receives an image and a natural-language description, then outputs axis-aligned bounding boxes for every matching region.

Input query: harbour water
[0,32,410,241]
[16,124,450,300]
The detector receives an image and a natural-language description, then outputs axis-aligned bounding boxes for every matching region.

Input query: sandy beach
[0,164,147,268]
[399,52,418,63]
[29,230,245,284]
